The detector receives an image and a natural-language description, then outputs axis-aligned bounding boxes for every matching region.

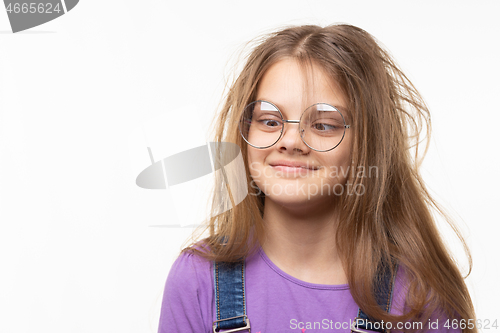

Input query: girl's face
[247,58,352,209]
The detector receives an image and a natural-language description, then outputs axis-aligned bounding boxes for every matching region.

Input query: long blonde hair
[181,24,476,332]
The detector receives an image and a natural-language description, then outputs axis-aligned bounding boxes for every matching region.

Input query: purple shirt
[158,245,459,333]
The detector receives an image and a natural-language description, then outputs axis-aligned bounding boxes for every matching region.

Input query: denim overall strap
[212,260,251,333]
[353,260,399,333]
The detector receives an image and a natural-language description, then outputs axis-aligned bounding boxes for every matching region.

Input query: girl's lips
[269,160,320,170]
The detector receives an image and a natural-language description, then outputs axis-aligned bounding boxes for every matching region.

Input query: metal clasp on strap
[351,320,370,333]
[212,315,251,333]
[351,318,390,333]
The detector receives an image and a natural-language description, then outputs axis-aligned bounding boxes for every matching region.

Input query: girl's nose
[276,122,309,153]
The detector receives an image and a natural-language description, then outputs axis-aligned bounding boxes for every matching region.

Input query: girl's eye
[312,122,337,131]
[259,119,281,127]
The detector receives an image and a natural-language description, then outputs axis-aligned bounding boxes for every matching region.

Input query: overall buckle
[212,315,251,333]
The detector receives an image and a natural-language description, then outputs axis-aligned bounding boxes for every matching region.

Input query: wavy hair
[180,24,476,332]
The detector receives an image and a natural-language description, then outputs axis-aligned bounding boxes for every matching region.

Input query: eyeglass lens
[239,101,347,151]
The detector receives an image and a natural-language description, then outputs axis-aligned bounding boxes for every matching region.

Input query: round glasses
[238,100,351,152]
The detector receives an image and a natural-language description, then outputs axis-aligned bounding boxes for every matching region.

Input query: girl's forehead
[255,59,348,115]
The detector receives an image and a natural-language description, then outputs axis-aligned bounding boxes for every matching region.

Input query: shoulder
[390,263,410,316]
[167,249,213,291]
[390,264,461,333]
[158,249,214,333]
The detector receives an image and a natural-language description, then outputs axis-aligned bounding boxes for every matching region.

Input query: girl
[158,24,476,333]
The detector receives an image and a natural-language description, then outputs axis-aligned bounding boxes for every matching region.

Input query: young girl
[158,24,476,333]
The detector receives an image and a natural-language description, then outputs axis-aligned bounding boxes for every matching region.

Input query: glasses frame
[239,100,351,152]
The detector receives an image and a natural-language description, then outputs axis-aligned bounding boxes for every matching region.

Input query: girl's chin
[264,194,337,212]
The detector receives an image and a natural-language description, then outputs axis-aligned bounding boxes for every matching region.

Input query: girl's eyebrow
[332,105,351,120]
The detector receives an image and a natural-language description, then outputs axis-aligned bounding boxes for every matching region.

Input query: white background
[0,1,499,332]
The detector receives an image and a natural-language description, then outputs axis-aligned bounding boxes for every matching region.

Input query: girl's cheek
[249,161,262,178]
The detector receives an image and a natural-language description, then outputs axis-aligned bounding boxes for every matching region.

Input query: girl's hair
[181,24,476,331]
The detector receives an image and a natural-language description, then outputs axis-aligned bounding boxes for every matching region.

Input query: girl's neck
[257,196,348,285]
